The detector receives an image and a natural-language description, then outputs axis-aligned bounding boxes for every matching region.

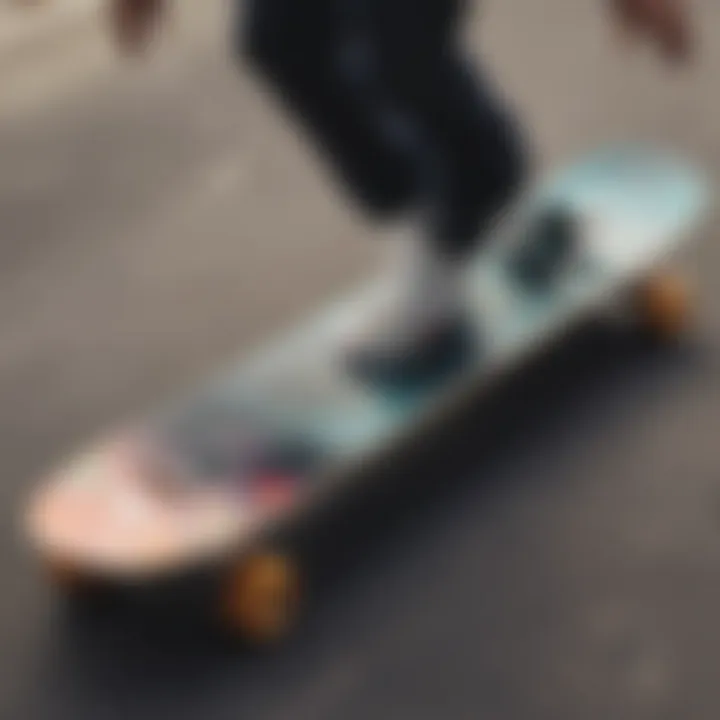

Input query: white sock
[352,234,464,354]
[394,233,463,319]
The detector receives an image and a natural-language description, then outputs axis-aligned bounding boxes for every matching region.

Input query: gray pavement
[2,1,720,719]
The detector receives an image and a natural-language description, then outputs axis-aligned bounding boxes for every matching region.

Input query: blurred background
[2,1,720,718]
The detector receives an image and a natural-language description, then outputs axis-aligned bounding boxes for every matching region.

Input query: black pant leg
[369,0,529,257]
[237,0,419,216]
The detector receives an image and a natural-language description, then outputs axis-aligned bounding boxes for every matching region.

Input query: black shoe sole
[346,318,479,401]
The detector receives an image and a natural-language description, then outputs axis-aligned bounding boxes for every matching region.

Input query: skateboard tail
[24,439,252,579]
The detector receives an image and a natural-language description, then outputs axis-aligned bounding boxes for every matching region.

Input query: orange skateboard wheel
[220,551,302,644]
[634,271,691,341]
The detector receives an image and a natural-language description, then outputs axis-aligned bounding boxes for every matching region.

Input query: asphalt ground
[2,2,720,718]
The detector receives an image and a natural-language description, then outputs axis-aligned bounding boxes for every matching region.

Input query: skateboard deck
[25,144,711,580]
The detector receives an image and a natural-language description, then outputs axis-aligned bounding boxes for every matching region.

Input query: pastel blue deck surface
[158,145,710,480]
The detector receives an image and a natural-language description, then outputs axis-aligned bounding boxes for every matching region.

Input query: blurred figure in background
[111,0,692,378]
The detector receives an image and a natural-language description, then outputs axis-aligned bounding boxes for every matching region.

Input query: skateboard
[24,144,710,644]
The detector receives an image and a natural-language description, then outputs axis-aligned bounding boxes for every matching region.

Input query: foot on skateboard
[345,314,478,396]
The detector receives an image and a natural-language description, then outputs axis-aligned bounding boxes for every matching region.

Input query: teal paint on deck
[156,145,710,483]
